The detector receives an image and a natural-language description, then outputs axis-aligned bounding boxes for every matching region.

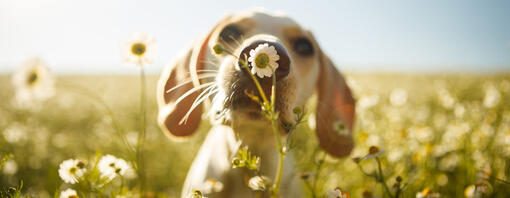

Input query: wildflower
[189,190,207,198]
[98,154,132,180]
[328,187,350,198]
[248,175,270,191]
[202,178,224,194]
[60,188,79,198]
[390,88,407,106]
[465,182,492,197]
[483,84,500,108]
[232,147,260,170]
[416,188,440,198]
[365,146,385,159]
[2,159,18,175]
[248,43,279,78]
[2,124,27,144]
[121,32,157,66]
[11,58,55,107]
[58,159,86,184]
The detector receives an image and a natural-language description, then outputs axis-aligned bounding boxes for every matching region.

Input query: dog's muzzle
[220,36,291,120]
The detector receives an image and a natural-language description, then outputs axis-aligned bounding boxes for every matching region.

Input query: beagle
[156,9,356,198]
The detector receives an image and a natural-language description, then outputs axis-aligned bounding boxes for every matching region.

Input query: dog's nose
[238,40,290,81]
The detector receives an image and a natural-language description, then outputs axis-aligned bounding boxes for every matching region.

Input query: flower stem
[269,70,286,197]
[59,82,135,159]
[375,157,393,198]
[237,54,285,197]
[137,66,147,194]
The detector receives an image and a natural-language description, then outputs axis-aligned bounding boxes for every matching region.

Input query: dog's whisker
[219,37,237,52]
[180,87,218,124]
[173,82,215,105]
[195,69,219,73]
[166,74,217,94]
[198,59,222,69]
[228,34,243,47]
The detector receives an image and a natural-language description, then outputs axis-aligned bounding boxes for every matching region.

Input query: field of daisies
[1,33,510,198]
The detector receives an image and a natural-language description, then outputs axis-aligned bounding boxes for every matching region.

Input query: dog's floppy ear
[315,49,356,157]
[157,18,227,140]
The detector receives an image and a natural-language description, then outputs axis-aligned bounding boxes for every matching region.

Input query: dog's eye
[293,38,314,56]
[219,25,242,43]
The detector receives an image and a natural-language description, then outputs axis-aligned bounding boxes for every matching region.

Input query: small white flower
[98,154,132,180]
[58,159,86,184]
[483,85,500,108]
[121,32,157,66]
[248,175,270,191]
[364,146,385,159]
[416,188,440,198]
[60,188,79,198]
[328,187,350,198]
[390,88,407,107]
[189,190,207,198]
[2,123,28,144]
[202,178,224,194]
[2,159,18,175]
[11,58,55,108]
[247,43,279,78]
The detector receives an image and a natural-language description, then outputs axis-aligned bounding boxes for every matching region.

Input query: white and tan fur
[156,9,356,198]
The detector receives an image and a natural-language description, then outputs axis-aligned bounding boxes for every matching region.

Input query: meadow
[1,73,509,198]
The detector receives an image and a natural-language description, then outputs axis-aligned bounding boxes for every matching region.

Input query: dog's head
[157,9,355,157]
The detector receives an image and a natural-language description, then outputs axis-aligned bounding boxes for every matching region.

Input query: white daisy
[121,32,157,66]
[328,187,350,198]
[98,154,132,180]
[201,178,224,194]
[58,159,86,184]
[364,146,385,159]
[416,188,440,198]
[248,175,270,191]
[189,190,207,198]
[60,188,79,198]
[247,43,279,78]
[11,58,55,108]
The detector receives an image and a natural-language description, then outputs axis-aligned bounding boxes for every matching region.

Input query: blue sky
[1,0,509,74]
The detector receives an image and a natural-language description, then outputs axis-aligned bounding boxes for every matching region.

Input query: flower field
[0,73,509,197]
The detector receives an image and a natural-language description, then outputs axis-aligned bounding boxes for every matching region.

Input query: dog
[156,9,356,198]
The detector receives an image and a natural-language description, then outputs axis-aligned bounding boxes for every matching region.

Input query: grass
[0,73,509,197]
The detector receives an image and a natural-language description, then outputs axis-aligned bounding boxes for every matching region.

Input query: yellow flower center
[68,195,79,198]
[69,167,77,174]
[254,53,269,69]
[131,43,146,56]
[27,70,39,86]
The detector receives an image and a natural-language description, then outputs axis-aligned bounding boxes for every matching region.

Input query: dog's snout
[238,40,290,81]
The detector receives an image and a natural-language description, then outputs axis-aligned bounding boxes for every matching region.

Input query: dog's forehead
[231,9,299,29]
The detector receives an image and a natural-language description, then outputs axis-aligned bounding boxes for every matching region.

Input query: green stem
[236,53,285,197]
[234,54,270,109]
[376,157,393,198]
[137,66,147,193]
[59,82,135,158]
[311,152,327,197]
